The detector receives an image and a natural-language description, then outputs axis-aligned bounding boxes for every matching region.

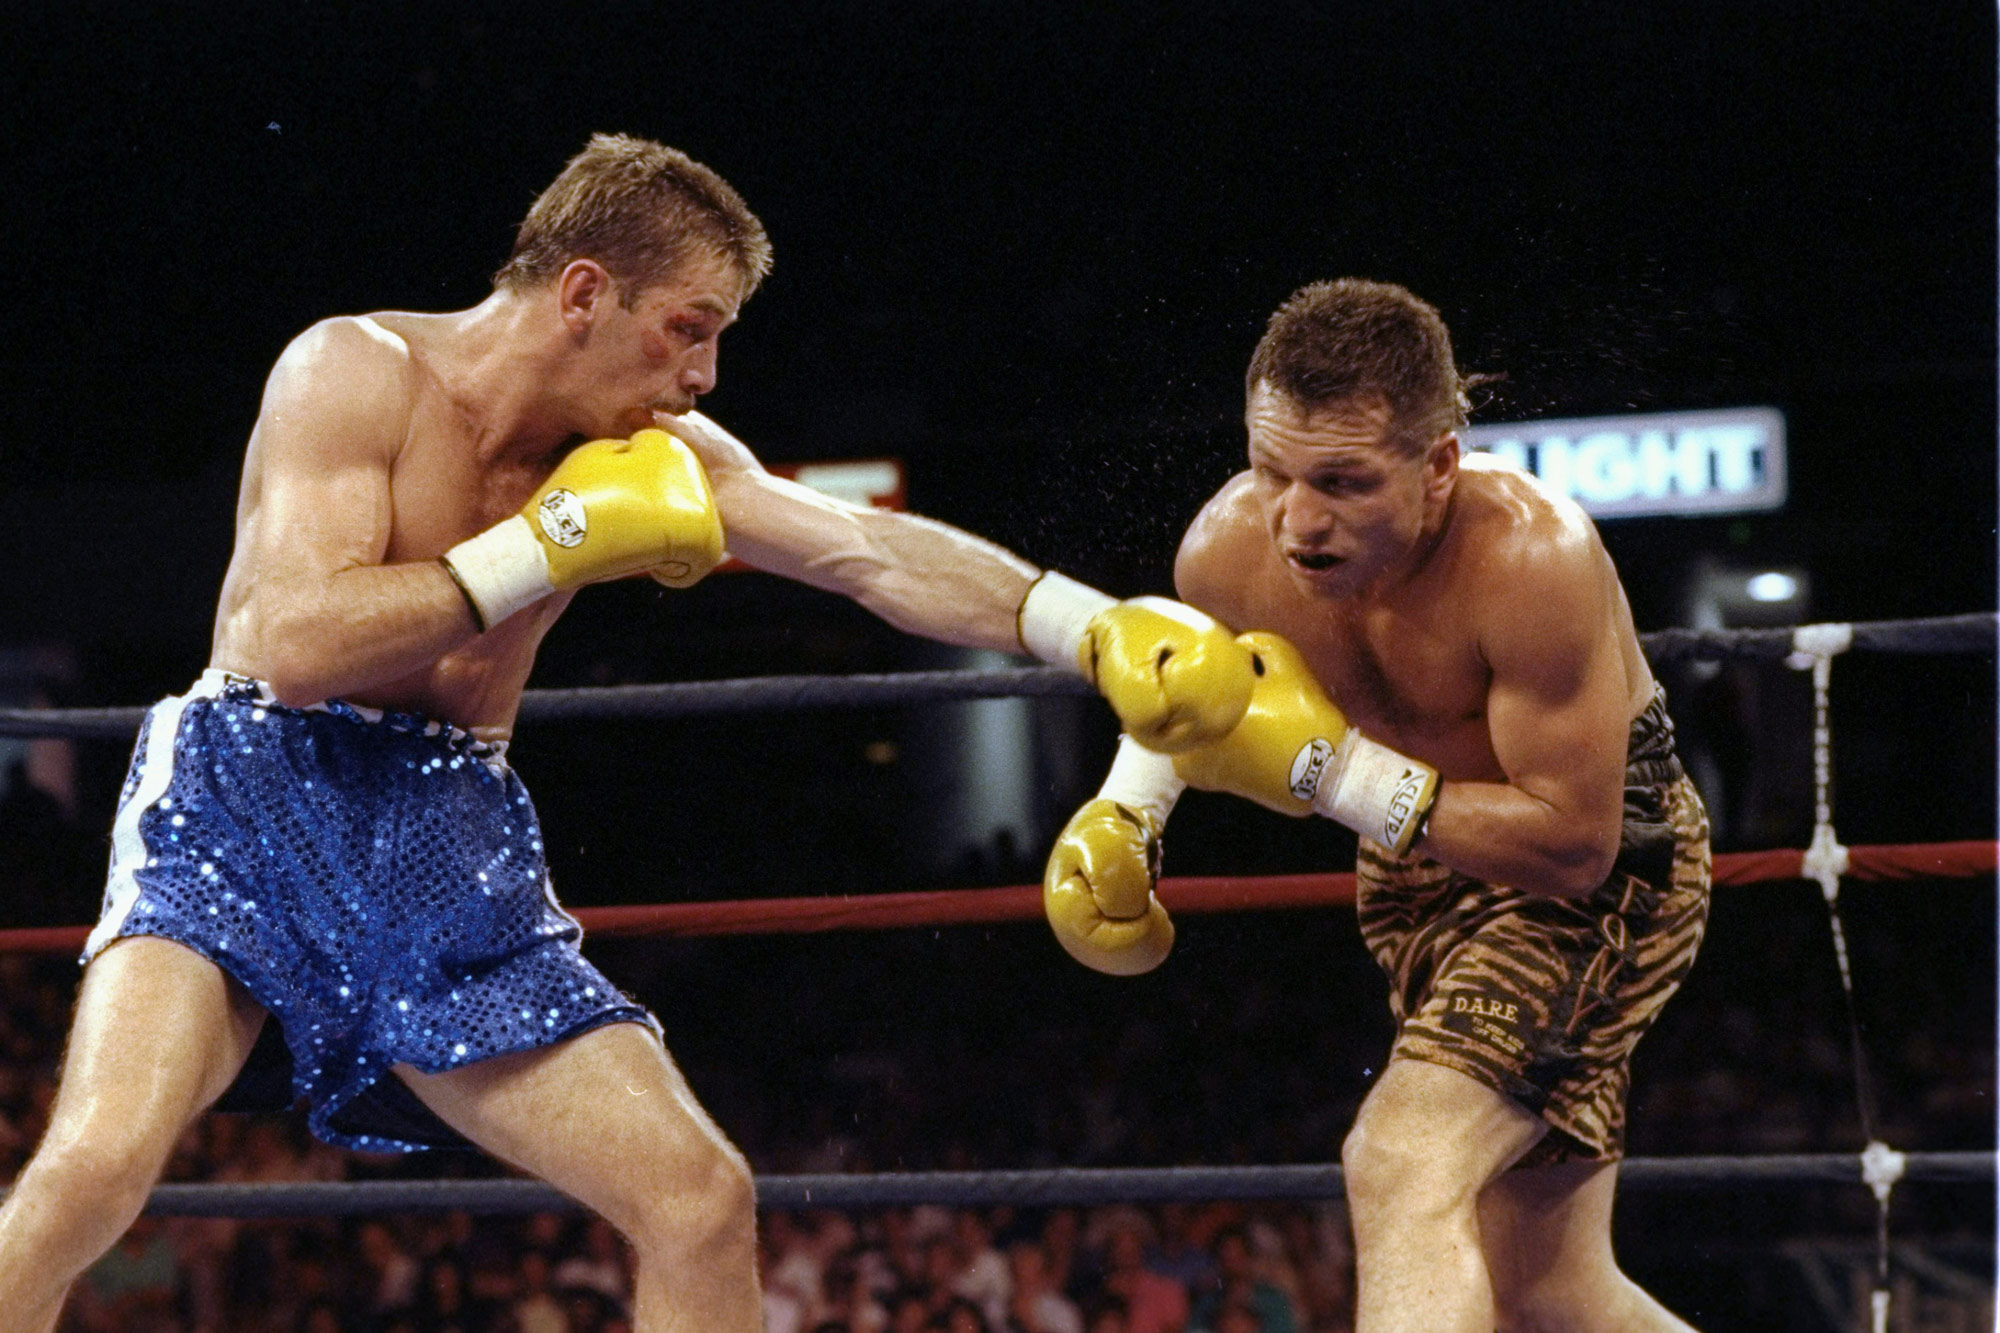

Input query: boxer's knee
[615,1132,757,1268]
[13,1122,169,1232]
[1341,1117,1477,1233]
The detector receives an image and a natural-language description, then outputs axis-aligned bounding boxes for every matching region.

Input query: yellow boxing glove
[1043,736,1187,975]
[1017,572,1256,753]
[440,428,724,629]
[1045,801,1173,976]
[1173,632,1440,855]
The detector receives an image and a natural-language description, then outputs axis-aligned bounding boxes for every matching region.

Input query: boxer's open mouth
[1289,551,1343,571]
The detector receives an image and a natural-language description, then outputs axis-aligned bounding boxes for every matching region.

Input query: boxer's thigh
[38,937,267,1168]
[394,1020,750,1234]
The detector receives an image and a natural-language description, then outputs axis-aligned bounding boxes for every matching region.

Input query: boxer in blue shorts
[0,135,1260,1333]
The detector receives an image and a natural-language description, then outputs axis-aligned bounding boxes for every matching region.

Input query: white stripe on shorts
[82,674,227,963]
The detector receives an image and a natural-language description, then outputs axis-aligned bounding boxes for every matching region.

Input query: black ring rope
[0,613,1991,741]
[0,1152,1974,1219]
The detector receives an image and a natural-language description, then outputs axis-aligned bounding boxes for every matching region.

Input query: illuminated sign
[780,459,906,510]
[1462,407,1785,519]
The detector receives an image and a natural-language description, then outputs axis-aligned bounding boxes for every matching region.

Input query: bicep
[1480,559,1630,825]
[235,328,406,584]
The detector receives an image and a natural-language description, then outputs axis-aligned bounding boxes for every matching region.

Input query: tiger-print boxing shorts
[1355,688,1710,1164]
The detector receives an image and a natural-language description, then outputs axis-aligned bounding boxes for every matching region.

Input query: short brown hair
[1246,279,1467,451]
[493,134,772,304]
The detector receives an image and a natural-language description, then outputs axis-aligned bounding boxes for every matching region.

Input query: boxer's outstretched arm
[652,410,1048,648]
[656,411,1261,752]
[1414,533,1632,897]
[654,410,1038,652]
[211,319,482,705]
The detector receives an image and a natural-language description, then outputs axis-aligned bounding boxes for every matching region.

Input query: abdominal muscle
[343,618,551,742]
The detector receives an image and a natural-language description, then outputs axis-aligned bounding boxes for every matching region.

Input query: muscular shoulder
[1453,459,1619,662]
[1456,459,1605,583]
[258,315,420,462]
[1173,471,1265,627]
[275,314,416,388]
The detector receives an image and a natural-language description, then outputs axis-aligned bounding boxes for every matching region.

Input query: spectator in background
[765,1210,832,1324]
[918,1232,972,1323]
[1084,1296,1131,1333]
[1212,1300,1263,1333]
[1040,1208,1093,1307]
[71,1214,182,1333]
[887,1290,933,1333]
[819,1247,891,1333]
[951,1210,1012,1329]
[1005,1238,1084,1333]
[931,1296,992,1333]
[554,1216,633,1307]
[875,1210,932,1303]
[562,1286,625,1333]
[1100,1220,1188,1333]
[297,1300,347,1333]
[415,1256,479,1333]
[512,1249,570,1333]
[1273,1208,1353,1331]
[1146,1205,1219,1296]
[1189,1230,1295,1333]
[355,1219,420,1316]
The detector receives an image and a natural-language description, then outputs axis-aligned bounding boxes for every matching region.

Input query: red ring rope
[0,840,1988,955]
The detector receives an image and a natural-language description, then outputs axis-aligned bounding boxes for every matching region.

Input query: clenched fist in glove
[1174,632,1439,855]
[1018,573,1258,753]
[440,428,724,630]
[1042,736,1188,975]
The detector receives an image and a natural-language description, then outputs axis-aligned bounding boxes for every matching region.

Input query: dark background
[2,2,1993,857]
[0,4,1993,1324]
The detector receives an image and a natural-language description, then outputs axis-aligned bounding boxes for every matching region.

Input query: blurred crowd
[5,950,1370,1333]
[0,884,1991,1333]
[0,705,1993,1332]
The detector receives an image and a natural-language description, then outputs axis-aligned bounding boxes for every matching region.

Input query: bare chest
[1242,585,1500,776]
[380,405,555,564]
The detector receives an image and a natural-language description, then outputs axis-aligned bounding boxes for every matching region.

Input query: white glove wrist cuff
[1097,734,1186,829]
[1018,571,1115,670]
[440,515,554,632]
[1312,731,1439,854]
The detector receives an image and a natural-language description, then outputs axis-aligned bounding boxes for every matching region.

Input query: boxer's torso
[211,312,576,737]
[1180,461,1655,783]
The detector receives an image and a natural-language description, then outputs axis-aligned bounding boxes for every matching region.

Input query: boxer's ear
[1423,431,1460,503]
[557,259,615,335]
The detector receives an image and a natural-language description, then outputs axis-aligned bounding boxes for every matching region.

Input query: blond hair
[493,134,771,303]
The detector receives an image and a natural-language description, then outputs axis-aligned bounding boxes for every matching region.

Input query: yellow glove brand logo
[536,489,588,548]
[1289,739,1333,802]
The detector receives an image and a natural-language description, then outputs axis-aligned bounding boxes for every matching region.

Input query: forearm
[799,508,1040,653]
[223,561,481,706]
[1415,779,1618,898]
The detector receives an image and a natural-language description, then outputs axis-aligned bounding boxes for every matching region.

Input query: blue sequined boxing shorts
[85,670,661,1153]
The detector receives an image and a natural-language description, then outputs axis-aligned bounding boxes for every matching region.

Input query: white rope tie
[1789,622,1899,1331]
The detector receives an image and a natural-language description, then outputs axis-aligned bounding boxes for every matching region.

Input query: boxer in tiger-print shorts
[1053,279,1709,1329]
[1355,687,1711,1168]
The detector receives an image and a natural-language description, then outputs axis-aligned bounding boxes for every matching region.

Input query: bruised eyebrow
[671,301,739,335]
